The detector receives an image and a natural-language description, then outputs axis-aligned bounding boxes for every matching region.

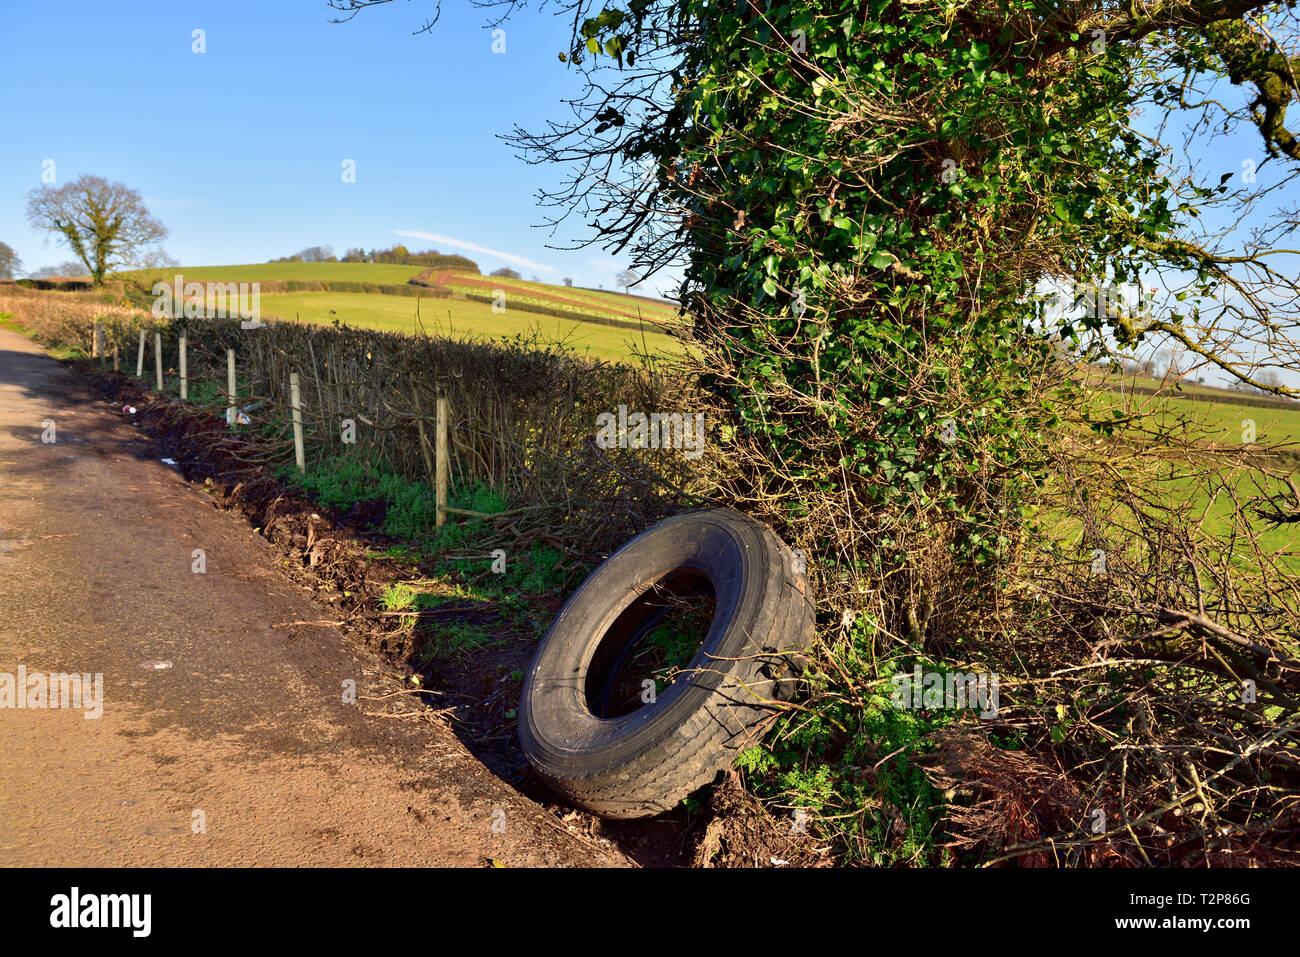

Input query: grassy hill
[259,290,677,362]
[424,272,682,326]
[112,262,683,362]
[1090,388,1300,448]
[122,263,681,321]
[1072,366,1300,562]
[121,262,429,285]
[1080,365,1300,448]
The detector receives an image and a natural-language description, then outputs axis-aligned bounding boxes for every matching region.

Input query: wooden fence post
[92,320,102,361]
[179,333,188,400]
[136,330,147,378]
[227,349,237,426]
[436,396,449,527]
[154,331,163,392]
[290,372,306,472]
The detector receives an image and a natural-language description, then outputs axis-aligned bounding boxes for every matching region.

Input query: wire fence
[91,313,706,561]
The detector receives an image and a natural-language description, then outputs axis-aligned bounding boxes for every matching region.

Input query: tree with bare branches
[25,175,168,287]
[615,267,640,293]
[0,242,20,280]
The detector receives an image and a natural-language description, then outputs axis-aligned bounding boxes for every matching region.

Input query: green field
[1045,466,1300,571]
[1160,395,1300,448]
[111,262,684,361]
[119,263,681,321]
[258,291,678,362]
[1071,383,1300,566]
[1091,388,1300,449]
[118,262,429,285]
[434,273,682,325]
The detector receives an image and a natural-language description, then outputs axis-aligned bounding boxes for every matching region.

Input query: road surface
[0,327,624,866]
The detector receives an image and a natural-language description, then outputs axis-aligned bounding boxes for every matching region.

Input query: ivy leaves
[562,1,1190,552]
[579,7,634,65]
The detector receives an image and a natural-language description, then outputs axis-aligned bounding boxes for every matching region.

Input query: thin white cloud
[395,230,557,273]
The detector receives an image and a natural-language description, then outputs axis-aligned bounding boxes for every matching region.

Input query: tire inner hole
[585,569,716,719]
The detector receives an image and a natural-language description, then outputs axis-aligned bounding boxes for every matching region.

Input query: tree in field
[295,245,335,262]
[490,266,522,279]
[374,244,410,264]
[137,248,179,270]
[0,242,20,279]
[615,267,640,294]
[25,175,168,286]
[563,276,574,287]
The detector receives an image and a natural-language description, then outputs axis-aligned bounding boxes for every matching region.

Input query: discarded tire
[519,507,814,819]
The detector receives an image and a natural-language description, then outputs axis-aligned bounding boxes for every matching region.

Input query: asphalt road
[0,328,624,866]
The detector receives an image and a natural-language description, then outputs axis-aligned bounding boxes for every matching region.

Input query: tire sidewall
[519,508,781,782]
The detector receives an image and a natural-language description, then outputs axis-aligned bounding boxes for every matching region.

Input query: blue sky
[0,0,667,293]
[1,0,1295,380]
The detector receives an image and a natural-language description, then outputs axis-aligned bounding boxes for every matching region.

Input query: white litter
[140,660,173,670]
[160,458,177,466]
